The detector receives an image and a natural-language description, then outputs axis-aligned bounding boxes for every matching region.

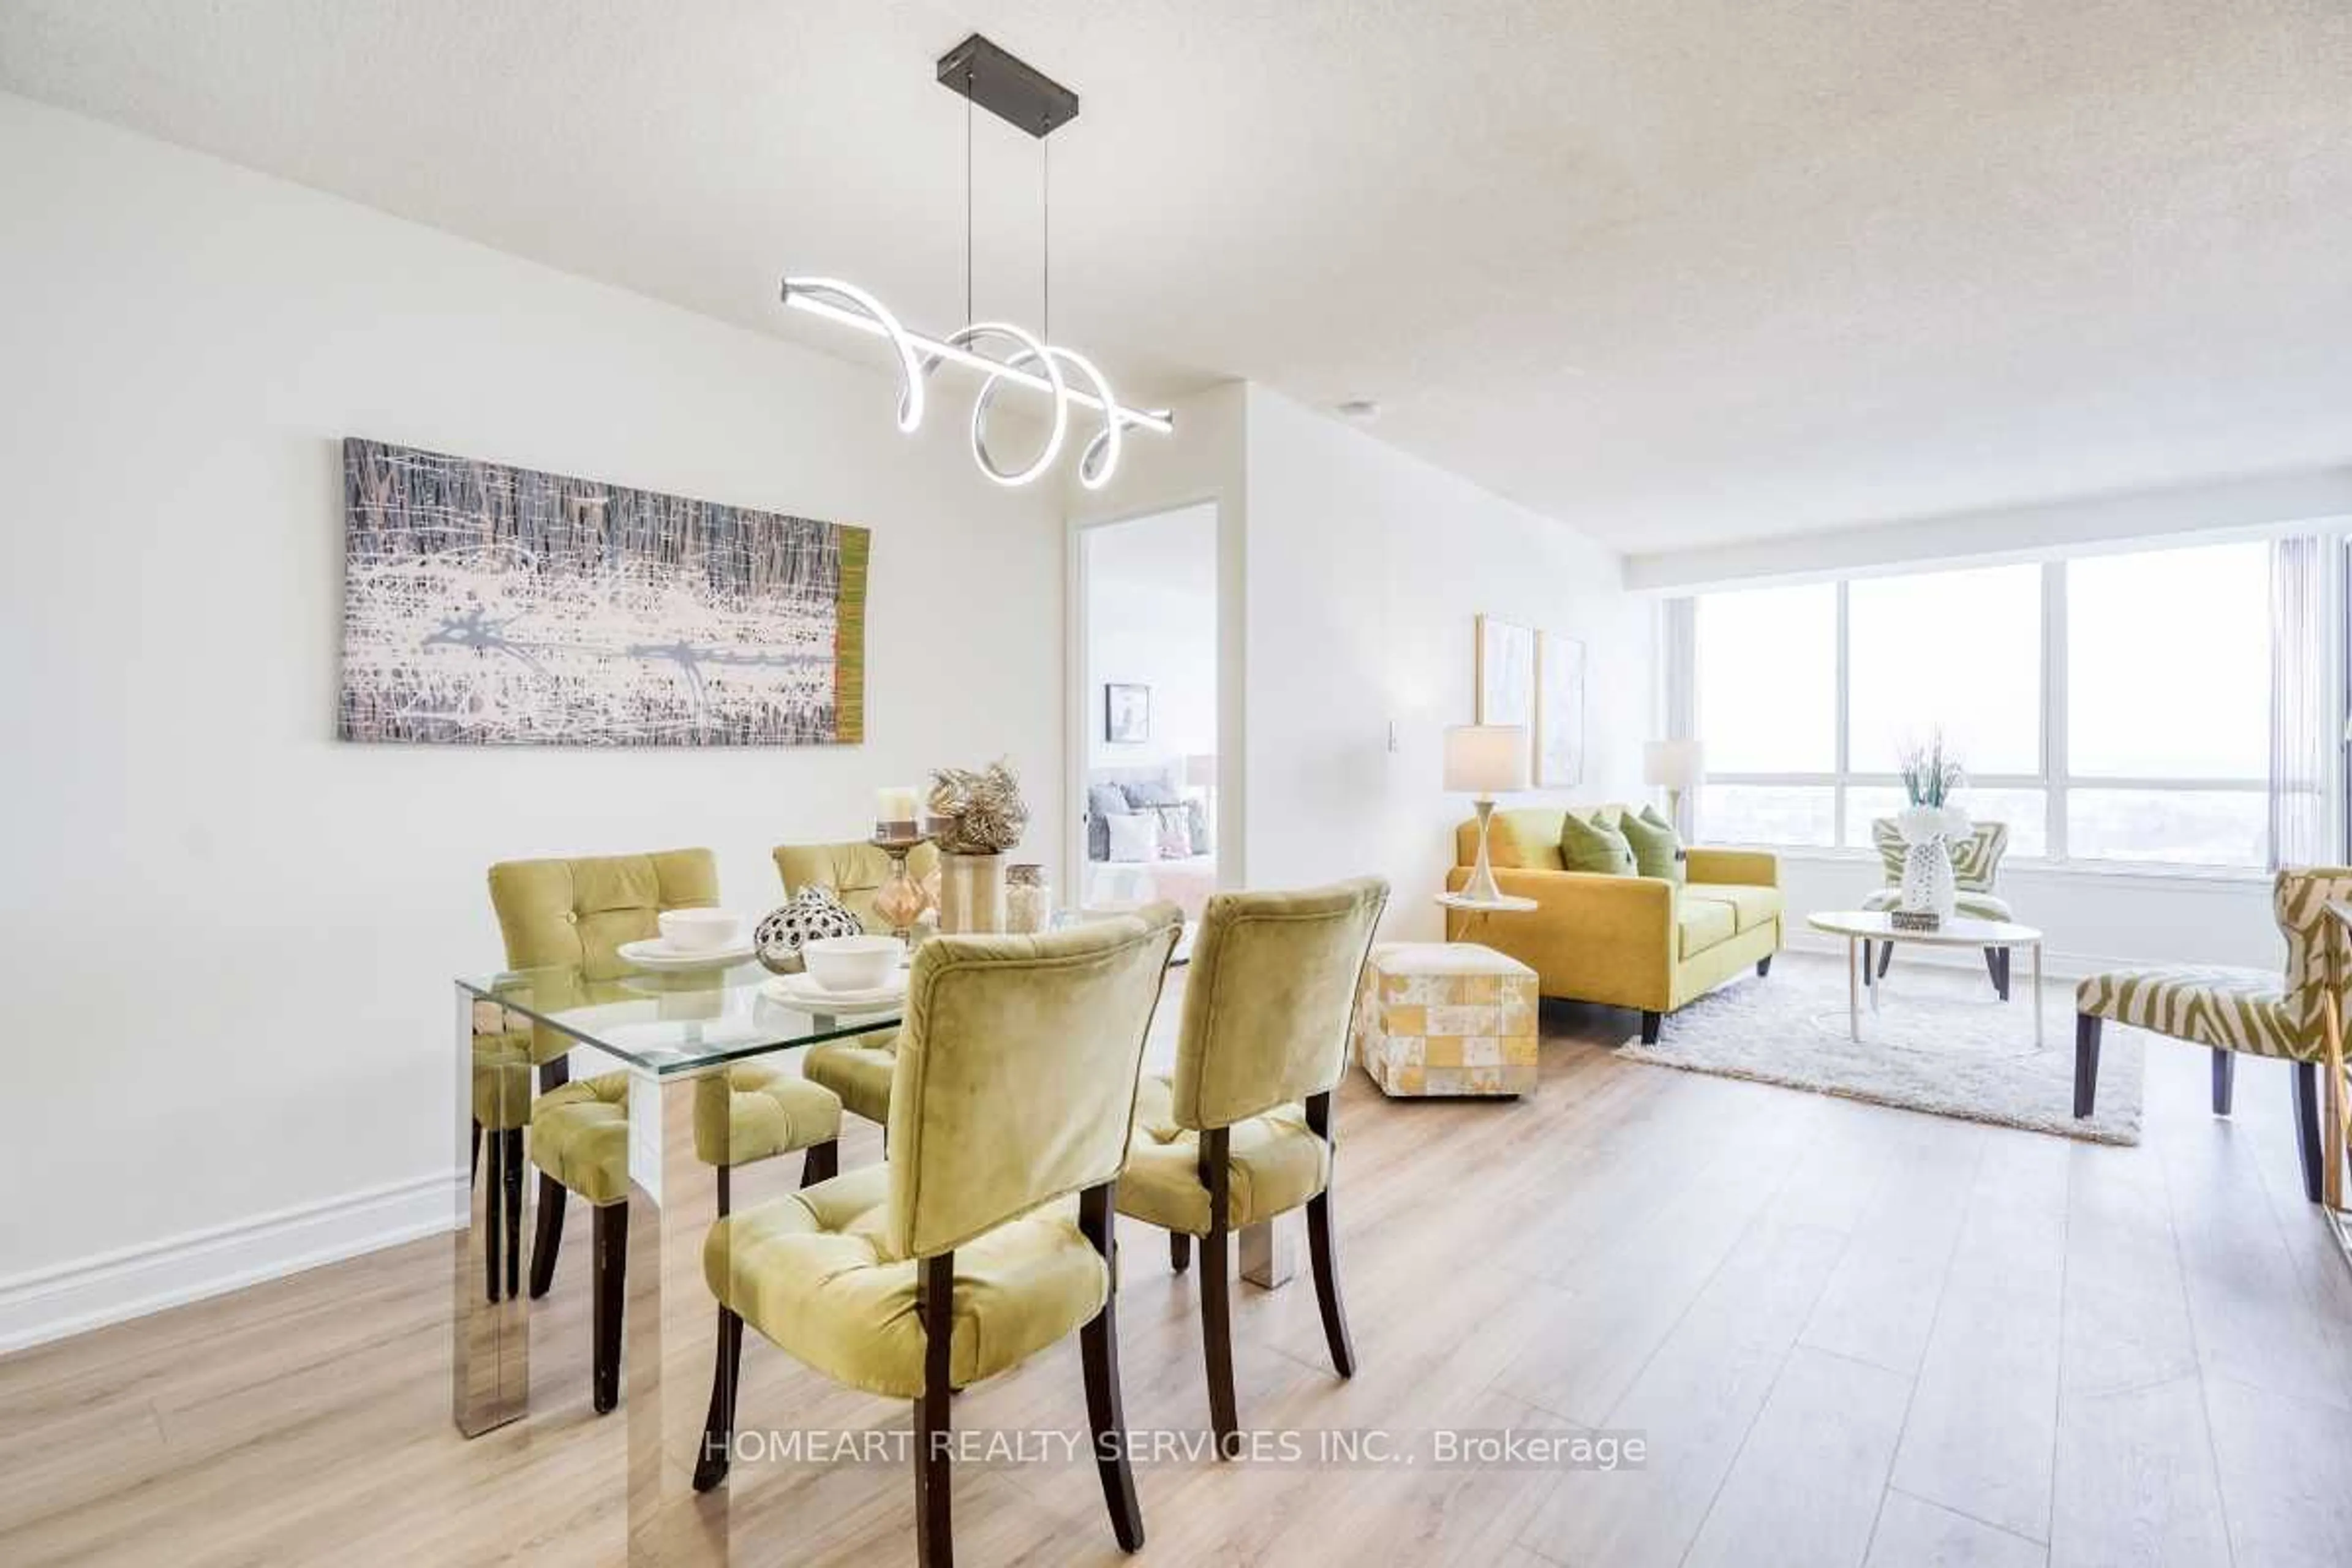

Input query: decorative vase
[936,851,1006,934]
[870,835,930,939]
[1895,804,1969,925]
[1005,863,1051,934]
[755,888,865,974]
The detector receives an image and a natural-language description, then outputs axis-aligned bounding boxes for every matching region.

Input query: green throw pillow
[1560,811,1638,876]
[1623,805,1687,886]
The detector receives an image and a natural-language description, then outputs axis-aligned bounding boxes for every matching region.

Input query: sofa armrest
[1687,847,1779,888]
[1443,865,1676,1009]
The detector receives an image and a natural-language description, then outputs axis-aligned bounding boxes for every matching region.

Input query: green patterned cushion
[1870,818,2010,893]
[1620,806,1686,885]
[1559,812,1637,876]
[2076,868,2352,1063]
[2076,967,2294,1060]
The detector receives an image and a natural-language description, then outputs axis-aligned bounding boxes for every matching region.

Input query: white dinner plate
[761,971,908,1011]
[617,936,756,973]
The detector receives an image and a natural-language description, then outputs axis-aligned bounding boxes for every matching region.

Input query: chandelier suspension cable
[963,70,974,325]
[1041,126,1050,343]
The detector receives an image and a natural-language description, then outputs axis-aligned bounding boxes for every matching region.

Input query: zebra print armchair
[1860,818,2014,996]
[2075,867,2352,1204]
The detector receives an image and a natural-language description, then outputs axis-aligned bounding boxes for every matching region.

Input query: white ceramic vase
[1896,804,1970,922]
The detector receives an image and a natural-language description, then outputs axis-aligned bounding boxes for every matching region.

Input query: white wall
[1242,388,1655,939]
[0,96,1065,1344]
[1083,504,1218,774]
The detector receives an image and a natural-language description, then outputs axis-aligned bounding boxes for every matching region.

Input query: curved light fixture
[950,322,1067,487]
[775,34,1172,489]
[781,279,1170,489]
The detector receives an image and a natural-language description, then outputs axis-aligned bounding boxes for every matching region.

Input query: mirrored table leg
[1240,1218,1297,1289]
[453,985,530,1436]
[625,1070,732,1564]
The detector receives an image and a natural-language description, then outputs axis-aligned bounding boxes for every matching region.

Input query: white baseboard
[0,1170,464,1356]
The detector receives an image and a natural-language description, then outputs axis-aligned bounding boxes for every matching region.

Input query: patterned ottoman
[1355,942,1539,1097]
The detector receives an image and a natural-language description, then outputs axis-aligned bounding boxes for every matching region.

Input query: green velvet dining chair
[693,906,1184,1566]
[773,837,939,1133]
[486,848,845,1413]
[1114,876,1389,1458]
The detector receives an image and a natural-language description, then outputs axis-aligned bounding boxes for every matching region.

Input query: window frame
[1694,551,2274,874]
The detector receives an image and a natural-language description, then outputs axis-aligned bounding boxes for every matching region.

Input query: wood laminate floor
[6,954,2352,1566]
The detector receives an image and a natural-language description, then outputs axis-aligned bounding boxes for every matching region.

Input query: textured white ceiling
[4,1,2348,552]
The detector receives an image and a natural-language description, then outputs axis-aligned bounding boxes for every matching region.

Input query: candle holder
[870,829,932,941]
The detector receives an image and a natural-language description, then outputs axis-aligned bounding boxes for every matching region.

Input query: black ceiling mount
[936,34,1079,137]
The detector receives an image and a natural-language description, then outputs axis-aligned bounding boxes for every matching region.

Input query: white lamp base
[1463,797,1505,903]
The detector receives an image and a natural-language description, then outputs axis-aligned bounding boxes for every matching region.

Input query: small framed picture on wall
[1105,682,1152,744]
[1476,614,1536,729]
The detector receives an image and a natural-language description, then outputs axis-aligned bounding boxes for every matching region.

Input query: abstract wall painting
[338,439,867,747]
[1476,614,1536,730]
[1536,630,1587,787]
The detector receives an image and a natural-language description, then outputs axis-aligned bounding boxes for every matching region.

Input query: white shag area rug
[1618,953,2146,1145]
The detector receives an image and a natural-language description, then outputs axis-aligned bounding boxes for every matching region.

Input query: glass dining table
[447,926,1262,1562]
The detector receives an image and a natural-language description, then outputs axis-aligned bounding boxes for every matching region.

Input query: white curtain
[1662,598,1698,839]
[2269,536,2328,869]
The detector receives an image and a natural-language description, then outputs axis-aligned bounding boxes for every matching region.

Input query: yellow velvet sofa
[1444,807,1782,1042]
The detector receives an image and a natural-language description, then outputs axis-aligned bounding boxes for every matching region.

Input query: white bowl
[803,934,901,993]
[657,908,743,953]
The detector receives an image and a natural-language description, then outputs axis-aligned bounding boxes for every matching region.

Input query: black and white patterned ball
[755,888,865,973]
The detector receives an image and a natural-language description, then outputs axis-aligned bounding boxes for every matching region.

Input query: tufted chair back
[488,848,721,981]
[775,840,943,932]
[883,905,1182,1260]
[1871,818,2010,894]
[2275,867,2352,1054]
[1169,877,1389,1131]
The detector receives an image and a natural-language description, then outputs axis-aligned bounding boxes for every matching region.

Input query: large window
[1691,540,2275,869]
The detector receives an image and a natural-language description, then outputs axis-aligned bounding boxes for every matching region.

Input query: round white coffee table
[1806,910,2045,1046]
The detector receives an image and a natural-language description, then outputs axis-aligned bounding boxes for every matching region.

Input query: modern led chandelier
[782,35,1172,489]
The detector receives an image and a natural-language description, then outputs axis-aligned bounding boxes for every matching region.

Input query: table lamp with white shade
[1447,724,1531,905]
[1644,739,1705,837]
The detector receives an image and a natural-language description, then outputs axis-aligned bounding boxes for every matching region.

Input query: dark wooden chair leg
[591,1201,628,1415]
[1170,1232,1190,1273]
[529,1175,568,1298]
[1878,940,1895,980]
[1983,947,2011,1000]
[501,1128,525,1300]
[2211,1049,2235,1116]
[916,1252,956,1567]
[1755,956,1773,978]
[1079,1185,1145,1551]
[470,1117,482,1186]
[2074,1014,2103,1118]
[1861,939,1874,987]
[1302,1092,1356,1379]
[1639,1011,1662,1046]
[693,1306,745,1492]
[801,1138,839,1188]
[1197,1128,1240,1459]
[2293,1060,2323,1205]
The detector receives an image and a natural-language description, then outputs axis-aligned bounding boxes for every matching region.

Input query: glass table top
[459,922,1191,1077]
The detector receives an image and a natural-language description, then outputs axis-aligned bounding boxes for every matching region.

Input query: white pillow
[1106,813,1161,864]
